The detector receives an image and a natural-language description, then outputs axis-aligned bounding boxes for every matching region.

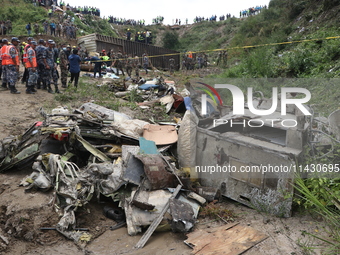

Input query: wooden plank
[135,184,182,249]
[186,224,268,255]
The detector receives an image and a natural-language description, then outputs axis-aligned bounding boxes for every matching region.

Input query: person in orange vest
[0,38,9,89]
[2,37,20,94]
[188,51,193,59]
[25,41,38,94]
[22,37,33,86]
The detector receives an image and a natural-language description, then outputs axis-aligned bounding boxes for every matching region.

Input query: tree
[162,31,180,50]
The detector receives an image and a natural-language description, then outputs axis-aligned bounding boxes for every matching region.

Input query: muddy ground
[0,76,328,255]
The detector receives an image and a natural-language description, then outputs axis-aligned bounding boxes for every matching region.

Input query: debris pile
[0,102,212,248]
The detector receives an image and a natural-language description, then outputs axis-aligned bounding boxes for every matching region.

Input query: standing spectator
[56,23,62,37]
[6,20,12,34]
[50,21,56,36]
[126,28,131,40]
[48,8,53,18]
[34,23,40,35]
[26,23,32,36]
[43,20,49,34]
[68,49,81,87]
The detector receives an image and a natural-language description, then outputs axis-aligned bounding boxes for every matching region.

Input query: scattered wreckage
[1,79,339,252]
[0,102,208,248]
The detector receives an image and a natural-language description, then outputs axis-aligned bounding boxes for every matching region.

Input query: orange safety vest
[25,48,37,68]
[188,51,193,58]
[22,44,31,63]
[2,45,19,66]
[0,45,7,64]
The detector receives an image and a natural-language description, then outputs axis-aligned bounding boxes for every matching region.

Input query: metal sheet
[196,127,302,217]
[135,154,174,190]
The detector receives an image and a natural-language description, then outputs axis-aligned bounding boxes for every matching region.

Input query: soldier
[142,52,149,74]
[35,39,52,92]
[125,54,133,77]
[169,57,175,74]
[133,55,140,77]
[197,53,203,69]
[0,39,9,89]
[26,41,38,94]
[46,40,59,93]
[2,37,21,94]
[113,50,125,76]
[59,44,69,87]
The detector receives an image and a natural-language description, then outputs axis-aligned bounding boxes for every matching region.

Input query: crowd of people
[107,17,145,26]
[0,20,12,35]
[240,5,267,17]
[0,36,84,94]
[30,0,267,26]
[194,14,233,23]
[131,30,153,44]
[0,35,158,94]
[152,16,164,25]
[28,0,101,16]
[64,5,101,17]
[83,50,150,78]
[24,9,79,39]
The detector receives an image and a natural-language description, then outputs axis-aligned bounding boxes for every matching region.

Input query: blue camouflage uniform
[45,46,55,93]
[35,43,48,89]
[27,47,38,88]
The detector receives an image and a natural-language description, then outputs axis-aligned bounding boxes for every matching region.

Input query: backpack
[26,24,31,30]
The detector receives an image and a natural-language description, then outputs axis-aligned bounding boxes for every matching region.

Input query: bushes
[162,31,180,50]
